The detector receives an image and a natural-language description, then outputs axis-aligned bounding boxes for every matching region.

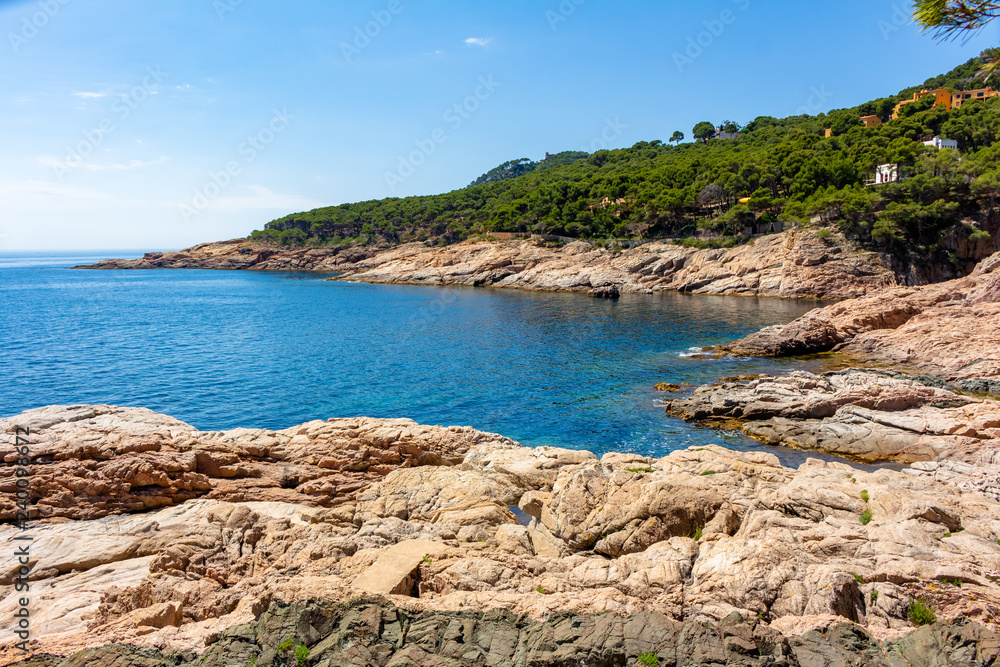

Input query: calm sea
[1,250,849,466]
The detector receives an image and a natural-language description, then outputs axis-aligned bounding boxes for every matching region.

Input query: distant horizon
[0,248,162,252]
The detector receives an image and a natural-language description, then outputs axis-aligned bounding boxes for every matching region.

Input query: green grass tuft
[860,509,873,525]
[626,467,655,473]
[638,651,659,666]
[701,470,717,476]
[852,573,864,584]
[860,490,869,502]
[908,597,937,626]
[870,590,878,604]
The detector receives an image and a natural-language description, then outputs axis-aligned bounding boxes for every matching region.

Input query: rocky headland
[78,231,903,300]
[2,404,1000,666]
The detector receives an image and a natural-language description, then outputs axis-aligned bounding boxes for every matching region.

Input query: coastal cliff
[2,405,1000,665]
[79,230,901,300]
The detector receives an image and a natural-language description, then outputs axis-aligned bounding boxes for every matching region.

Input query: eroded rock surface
[2,407,1000,665]
[0,405,516,522]
[79,231,898,300]
[723,251,1000,385]
[666,370,1000,471]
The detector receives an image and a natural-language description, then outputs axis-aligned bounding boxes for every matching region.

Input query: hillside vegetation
[252,53,1000,263]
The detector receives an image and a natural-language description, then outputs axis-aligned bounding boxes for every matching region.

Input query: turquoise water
[1,251,835,464]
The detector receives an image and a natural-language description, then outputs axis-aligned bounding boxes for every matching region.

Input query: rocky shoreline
[78,231,903,300]
[2,404,1000,665]
[664,251,1000,517]
[721,251,1000,383]
[12,242,999,665]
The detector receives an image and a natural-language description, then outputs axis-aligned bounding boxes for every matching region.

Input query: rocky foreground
[2,405,1000,666]
[79,231,902,300]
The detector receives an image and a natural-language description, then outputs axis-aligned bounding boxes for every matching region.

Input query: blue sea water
[1,250,844,466]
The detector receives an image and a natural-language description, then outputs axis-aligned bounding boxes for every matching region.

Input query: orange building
[892,89,951,118]
[892,86,999,119]
[951,87,999,107]
[860,115,882,128]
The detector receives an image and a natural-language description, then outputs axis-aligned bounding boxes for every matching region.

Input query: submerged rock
[588,285,621,298]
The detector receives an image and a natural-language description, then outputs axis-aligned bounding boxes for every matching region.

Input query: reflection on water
[1,252,874,468]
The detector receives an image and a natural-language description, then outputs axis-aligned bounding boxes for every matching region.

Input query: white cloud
[209,185,328,212]
[464,37,491,47]
[87,156,169,171]
[36,155,169,172]
[0,180,150,210]
[73,91,106,99]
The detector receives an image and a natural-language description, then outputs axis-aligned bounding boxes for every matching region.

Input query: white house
[923,136,958,150]
[868,163,899,186]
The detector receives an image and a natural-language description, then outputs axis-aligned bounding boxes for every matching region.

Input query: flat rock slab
[351,540,448,596]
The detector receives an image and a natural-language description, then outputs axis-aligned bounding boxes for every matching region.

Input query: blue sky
[0,0,997,249]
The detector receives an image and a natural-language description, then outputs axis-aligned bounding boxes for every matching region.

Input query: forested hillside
[252,52,1000,261]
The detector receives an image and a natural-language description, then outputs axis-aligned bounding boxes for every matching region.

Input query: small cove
[2,251,883,468]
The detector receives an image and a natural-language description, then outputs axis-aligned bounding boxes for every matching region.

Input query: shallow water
[1,251,869,467]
